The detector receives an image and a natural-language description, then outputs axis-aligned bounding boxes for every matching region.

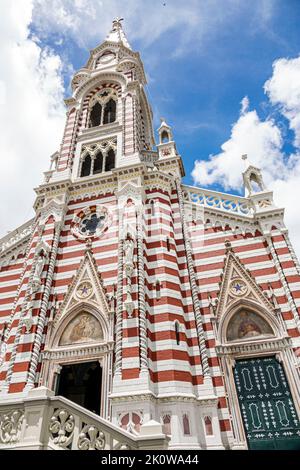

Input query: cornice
[156,155,185,177]
[109,391,219,406]
[41,341,114,361]
[78,123,122,142]
[216,336,291,356]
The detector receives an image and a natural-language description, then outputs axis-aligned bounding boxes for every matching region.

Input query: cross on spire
[105,17,132,50]
[112,17,124,27]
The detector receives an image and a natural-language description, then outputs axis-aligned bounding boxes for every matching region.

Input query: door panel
[234,357,300,450]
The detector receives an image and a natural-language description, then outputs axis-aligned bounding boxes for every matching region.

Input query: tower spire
[105,17,132,50]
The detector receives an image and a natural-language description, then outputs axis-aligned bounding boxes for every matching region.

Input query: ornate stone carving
[76,281,93,300]
[59,312,103,346]
[124,238,134,267]
[229,279,248,297]
[49,409,75,448]
[22,307,33,333]
[77,424,106,450]
[0,410,24,444]
[216,247,276,322]
[0,220,33,254]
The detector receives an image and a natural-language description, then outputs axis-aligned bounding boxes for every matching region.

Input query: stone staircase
[0,387,168,450]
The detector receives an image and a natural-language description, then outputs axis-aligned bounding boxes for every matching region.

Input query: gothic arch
[39,301,113,419]
[218,298,280,345]
[50,302,109,349]
[75,72,126,103]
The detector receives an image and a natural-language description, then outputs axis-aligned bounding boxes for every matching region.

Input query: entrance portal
[234,356,300,449]
[57,361,102,415]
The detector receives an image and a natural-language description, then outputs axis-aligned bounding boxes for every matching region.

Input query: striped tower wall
[57,82,123,174]
[190,221,300,444]
[1,178,300,447]
[145,187,199,392]
[0,217,56,392]
[0,249,29,391]
[57,107,79,172]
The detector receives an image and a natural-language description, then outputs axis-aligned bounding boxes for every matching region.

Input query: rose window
[71,205,112,241]
[79,213,105,236]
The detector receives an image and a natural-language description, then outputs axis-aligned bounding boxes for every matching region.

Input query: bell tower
[43,17,155,187]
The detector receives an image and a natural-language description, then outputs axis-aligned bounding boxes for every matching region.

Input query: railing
[140,151,159,167]
[0,388,168,450]
[182,185,253,217]
[0,218,34,254]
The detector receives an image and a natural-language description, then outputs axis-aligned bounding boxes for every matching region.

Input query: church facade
[0,19,300,450]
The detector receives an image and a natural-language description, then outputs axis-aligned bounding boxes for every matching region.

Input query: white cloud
[240,96,249,115]
[0,0,65,237]
[191,104,284,189]
[264,56,300,146]
[31,0,275,52]
[192,57,300,256]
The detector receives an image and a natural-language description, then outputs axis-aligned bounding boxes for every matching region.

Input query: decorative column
[114,219,124,377]
[175,179,211,380]
[266,235,300,332]
[24,221,63,390]
[137,206,148,374]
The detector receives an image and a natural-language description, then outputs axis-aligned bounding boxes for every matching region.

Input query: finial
[112,17,124,28]
[225,239,232,252]
[242,154,250,169]
[85,239,92,252]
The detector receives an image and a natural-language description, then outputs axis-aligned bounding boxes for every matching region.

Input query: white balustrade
[0,388,168,450]
[182,185,253,217]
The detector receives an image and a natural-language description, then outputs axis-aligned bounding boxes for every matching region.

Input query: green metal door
[234,357,300,450]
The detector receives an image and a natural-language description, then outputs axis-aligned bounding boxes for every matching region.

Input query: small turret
[157,117,177,159]
[242,154,276,214]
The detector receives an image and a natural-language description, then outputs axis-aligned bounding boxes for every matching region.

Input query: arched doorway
[40,306,114,419]
[56,361,102,415]
[217,305,300,449]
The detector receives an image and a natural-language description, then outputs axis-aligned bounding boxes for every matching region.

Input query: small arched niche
[226,308,274,343]
[249,173,263,193]
[59,311,104,346]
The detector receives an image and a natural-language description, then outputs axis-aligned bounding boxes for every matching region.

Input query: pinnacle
[105,17,132,50]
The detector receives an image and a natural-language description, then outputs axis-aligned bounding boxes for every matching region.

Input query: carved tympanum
[59,312,103,346]
[226,310,273,342]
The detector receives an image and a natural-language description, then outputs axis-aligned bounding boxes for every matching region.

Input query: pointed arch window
[79,140,116,178]
[89,102,102,128]
[104,149,115,172]
[204,416,213,436]
[93,151,103,174]
[162,414,171,435]
[183,414,191,435]
[103,98,116,124]
[175,321,180,345]
[80,154,92,177]
[88,89,117,128]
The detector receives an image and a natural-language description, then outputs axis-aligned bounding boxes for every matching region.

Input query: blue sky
[30,0,300,190]
[1,0,300,253]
